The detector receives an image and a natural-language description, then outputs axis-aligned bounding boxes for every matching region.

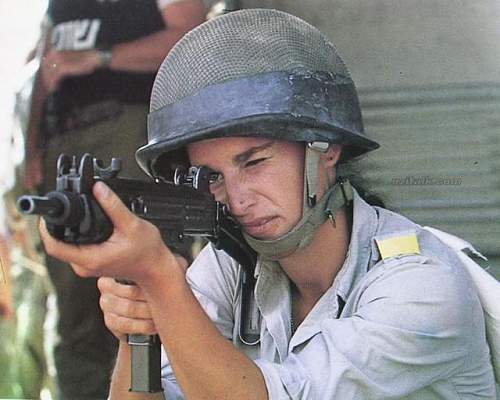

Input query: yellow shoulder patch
[375,233,420,260]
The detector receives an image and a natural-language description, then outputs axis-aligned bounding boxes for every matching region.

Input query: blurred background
[0,1,48,197]
[1,3,52,400]
[0,1,499,399]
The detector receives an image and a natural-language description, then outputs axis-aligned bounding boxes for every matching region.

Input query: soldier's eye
[245,158,268,168]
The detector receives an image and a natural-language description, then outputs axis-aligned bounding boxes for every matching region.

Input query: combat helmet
[136,9,379,259]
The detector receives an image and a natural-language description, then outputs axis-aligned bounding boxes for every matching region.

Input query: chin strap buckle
[306,142,330,207]
[338,176,352,206]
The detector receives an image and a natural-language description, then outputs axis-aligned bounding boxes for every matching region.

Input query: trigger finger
[93,182,136,232]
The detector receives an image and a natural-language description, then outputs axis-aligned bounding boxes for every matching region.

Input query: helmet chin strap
[243,143,353,261]
[304,141,329,210]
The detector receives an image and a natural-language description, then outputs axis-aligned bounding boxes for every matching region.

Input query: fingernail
[94,181,110,198]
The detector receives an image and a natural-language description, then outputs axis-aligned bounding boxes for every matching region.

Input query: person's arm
[102,241,241,400]
[142,269,267,400]
[109,0,206,72]
[40,182,268,399]
[104,279,267,400]
[24,20,51,190]
[0,234,14,320]
[24,72,49,190]
[42,0,206,91]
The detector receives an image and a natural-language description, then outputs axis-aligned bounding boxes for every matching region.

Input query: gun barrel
[17,195,63,218]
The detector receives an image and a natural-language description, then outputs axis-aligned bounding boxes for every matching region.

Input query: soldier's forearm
[143,272,268,400]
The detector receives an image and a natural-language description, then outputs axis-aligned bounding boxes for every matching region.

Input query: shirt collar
[335,188,379,302]
[252,187,380,351]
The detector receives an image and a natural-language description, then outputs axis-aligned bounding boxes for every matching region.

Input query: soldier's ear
[322,144,342,168]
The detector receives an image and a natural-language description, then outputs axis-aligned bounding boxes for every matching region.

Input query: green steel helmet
[136,8,379,179]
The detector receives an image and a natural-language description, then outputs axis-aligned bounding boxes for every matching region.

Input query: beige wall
[239,0,500,89]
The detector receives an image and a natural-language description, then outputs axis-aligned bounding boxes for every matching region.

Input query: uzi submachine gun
[17,153,259,393]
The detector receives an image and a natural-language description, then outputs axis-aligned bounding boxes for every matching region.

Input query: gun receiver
[18,153,258,393]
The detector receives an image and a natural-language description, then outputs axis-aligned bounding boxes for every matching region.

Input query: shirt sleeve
[161,243,240,399]
[253,256,490,399]
[156,0,183,9]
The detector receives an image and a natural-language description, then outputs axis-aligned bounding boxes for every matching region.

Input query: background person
[23,1,206,398]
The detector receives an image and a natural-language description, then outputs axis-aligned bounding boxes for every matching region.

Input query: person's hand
[41,49,102,93]
[0,282,14,320]
[98,277,156,342]
[0,241,14,320]
[39,181,188,286]
[24,148,44,190]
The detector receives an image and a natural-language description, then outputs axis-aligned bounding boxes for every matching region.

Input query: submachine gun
[17,153,258,393]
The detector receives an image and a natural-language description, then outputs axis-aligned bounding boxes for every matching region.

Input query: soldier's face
[187,137,305,240]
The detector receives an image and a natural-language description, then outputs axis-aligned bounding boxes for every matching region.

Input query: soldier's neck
[278,207,350,301]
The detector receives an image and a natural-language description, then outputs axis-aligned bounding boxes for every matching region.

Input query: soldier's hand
[41,49,102,93]
[98,277,156,342]
[39,181,188,285]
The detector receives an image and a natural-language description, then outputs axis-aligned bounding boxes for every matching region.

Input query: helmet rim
[137,69,379,178]
[136,114,379,179]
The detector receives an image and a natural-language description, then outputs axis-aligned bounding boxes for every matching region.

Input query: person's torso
[47,0,165,110]
[227,198,496,398]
